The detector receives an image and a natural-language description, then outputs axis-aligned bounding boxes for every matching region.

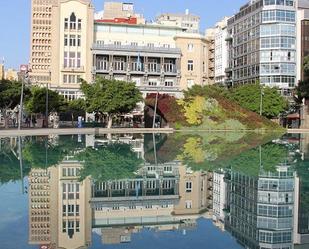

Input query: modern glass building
[227,0,296,96]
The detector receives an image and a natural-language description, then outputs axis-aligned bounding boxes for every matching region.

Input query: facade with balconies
[92,22,183,98]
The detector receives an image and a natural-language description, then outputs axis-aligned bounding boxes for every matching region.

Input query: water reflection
[0,132,309,248]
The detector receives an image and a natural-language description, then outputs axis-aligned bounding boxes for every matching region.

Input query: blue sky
[0,0,247,69]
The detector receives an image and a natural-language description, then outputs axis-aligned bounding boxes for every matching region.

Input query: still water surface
[0,132,307,249]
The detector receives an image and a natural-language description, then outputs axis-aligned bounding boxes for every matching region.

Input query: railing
[62,66,84,71]
[93,63,178,74]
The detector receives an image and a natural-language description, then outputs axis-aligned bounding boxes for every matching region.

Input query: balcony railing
[92,43,181,55]
[62,66,85,72]
[93,63,178,74]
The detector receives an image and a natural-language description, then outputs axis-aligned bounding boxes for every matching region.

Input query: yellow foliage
[181,137,204,163]
[179,96,205,125]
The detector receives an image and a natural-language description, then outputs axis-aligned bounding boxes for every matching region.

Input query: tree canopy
[76,143,143,182]
[0,80,31,127]
[25,86,67,115]
[229,84,287,118]
[81,77,142,128]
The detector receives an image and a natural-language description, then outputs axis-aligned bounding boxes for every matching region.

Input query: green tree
[23,135,84,168]
[81,77,143,128]
[25,87,67,115]
[76,143,143,181]
[229,84,287,118]
[0,80,31,128]
[295,80,309,103]
[65,98,86,126]
[0,138,30,184]
[303,55,309,77]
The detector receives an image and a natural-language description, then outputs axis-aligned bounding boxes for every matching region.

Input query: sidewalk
[0,127,174,137]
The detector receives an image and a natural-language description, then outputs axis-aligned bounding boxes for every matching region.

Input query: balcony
[62,66,85,72]
[92,43,181,57]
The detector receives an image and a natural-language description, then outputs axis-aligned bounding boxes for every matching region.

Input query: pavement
[0,128,308,137]
[0,127,174,137]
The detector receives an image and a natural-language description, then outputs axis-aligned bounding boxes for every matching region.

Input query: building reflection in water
[26,133,309,249]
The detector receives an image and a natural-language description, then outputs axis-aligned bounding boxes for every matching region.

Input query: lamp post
[18,70,29,130]
[152,90,159,128]
[260,86,264,116]
[45,71,51,128]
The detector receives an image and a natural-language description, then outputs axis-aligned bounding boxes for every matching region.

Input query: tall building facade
[50,0,94,100]
[227,0,297,96]
[296,0,309,81]
[30,0,58,85]
[214,17,229,84]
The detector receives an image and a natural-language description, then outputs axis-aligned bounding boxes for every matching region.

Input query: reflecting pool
[0,132,308,249]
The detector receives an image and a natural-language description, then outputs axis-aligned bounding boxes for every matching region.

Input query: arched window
[70,13,76,30]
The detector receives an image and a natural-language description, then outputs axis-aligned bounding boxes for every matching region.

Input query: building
[5,68,18,81]
[214,17,229,85]
[174,33,209,89]
[29,1,214,97]
[226,0,297,96]
[156,10,200,33]
[92,21,183,97]
[0,63,4,80]
[28,169,52,246]
[29,0,58,85]
[99,1,145,24]
[296,0,309,81]
[50,0,94,100]
[173,166,212,215]
[212,170,227,223]
[205,28,216,84]
[225,162,295,249]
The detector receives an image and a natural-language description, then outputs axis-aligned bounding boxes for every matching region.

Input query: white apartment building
[212,171,227,222]
[296,0,309,82]
[214,17,229,84]
[227,0,297,95]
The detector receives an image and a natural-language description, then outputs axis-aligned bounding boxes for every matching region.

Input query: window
[76,205,79,216]
[78,19,81,30]
[70,13,76,30]
[68,205,75,216]
[76,221,80,232]
[188,60,194,71]
[62,221,66,232]
[147,43,154,48]
[64,18,68,29]
[62,205,66,216]
[185,200,192,209]
[165,80,174,87]
[148,79,158,86]
[186,181,192,192]
[69,35,76,46]
[188,43,194,51]
[77,35,81,47]
[64,35,68,46]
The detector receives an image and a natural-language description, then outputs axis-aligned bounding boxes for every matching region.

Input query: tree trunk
[3,112,9,129]
[71,113,74,127]
[107,114,113,129]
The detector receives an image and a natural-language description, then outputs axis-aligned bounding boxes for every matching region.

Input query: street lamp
[260,86,264,116]
[18,70,29,130]
[45,71,51,128]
